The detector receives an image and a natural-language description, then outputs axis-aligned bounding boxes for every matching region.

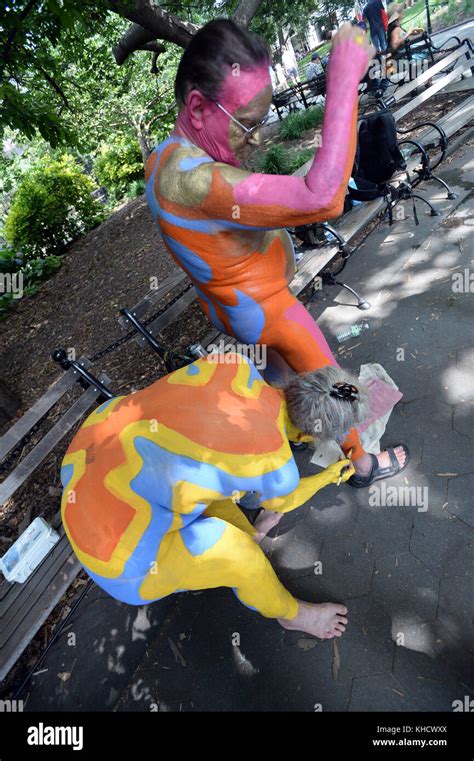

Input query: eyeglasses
[212,99,269,136]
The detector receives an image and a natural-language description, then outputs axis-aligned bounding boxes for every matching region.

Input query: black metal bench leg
[412,194,440,217]
[426,173,457,199]
[332,280,372,311]
[320,273,371,311]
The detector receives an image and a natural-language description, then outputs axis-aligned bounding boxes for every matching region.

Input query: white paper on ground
[310,363,403,468]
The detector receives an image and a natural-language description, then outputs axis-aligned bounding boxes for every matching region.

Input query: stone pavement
[23,139,474,713]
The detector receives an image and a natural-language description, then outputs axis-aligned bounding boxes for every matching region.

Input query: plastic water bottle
[336,321,370,343]
[0,517,60,583]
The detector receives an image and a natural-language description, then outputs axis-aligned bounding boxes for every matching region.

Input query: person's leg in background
[368,15,387,52]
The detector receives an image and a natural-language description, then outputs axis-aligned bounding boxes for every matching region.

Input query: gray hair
[284,366,370,443]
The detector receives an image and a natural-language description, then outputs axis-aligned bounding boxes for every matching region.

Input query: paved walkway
[22,137,474,713]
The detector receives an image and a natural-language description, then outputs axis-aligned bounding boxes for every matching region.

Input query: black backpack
[293,108,408,242]
[354,108,406,186]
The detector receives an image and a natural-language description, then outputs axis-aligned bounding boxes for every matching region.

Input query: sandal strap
[387,447,400,471]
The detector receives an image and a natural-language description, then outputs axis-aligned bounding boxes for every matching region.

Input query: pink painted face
[174,65,273,166]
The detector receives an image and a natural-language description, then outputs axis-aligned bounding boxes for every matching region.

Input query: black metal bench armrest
[397,120,448,170]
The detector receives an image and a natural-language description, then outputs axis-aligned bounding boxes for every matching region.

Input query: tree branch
[147,100,176,127]
[112,23,166,65]
[1,0,41,73]
[108,0,198,54]
[32,60,71,111]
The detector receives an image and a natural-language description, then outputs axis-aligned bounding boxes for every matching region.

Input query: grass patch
[279,106,324,141]
[256,145,314,174]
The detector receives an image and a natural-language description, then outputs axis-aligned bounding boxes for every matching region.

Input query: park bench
[271,86,302,119]
[272,72,328,120]
[0,355,114,681]
[397,30,465,72]
[359,34,473,109]
[1,39,473,685]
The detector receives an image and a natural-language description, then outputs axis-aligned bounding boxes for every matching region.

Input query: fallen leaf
[297,638,319,651]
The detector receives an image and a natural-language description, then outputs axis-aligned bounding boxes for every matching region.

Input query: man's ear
[185,89,209,130]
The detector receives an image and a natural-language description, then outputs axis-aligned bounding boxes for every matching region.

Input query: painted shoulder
[147,136,250,208]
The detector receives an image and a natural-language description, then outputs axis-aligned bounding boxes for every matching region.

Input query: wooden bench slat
[0,533,80,681]
[0,527,72,638]
[0,510,64,607]
[0,381,106,506]
[392,43,470,104]
[0,368,79,462]
[394,60,473,123]
[136,286,197,345]
[419,95,474,146]
[120,269,188,323]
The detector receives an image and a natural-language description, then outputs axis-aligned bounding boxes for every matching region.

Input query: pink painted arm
[201,39,370,229]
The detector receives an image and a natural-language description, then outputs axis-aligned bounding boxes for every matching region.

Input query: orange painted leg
[260,291,366,460]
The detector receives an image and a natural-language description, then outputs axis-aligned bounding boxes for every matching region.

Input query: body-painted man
[61,353,369,638]
[145,19,408,487]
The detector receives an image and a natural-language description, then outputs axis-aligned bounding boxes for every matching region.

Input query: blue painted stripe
[220,289,266,344]
[194,284,227,333]
[146,138,277,233]
[163,234,212,284]
[179,515,226,556]
[179,155,214,171]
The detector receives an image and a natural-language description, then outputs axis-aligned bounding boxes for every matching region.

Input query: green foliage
[0,0,106,145]
[257,144,291,174]
[123,178,146,200]
[287,148,314,173]
[279,106,324,140]
[4,155,105,258]
[0,246,22,274]
[0,245,62,320]
[257,144,314,175]
[94,136,143,197]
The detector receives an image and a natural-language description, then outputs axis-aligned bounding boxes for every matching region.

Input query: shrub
[287,148,314,173]
[0,243,63,319]
[93,136,144,199]
[3,155,104,258]
[124,178,146,200]
[257,144,292,174]
[279,106,324,140]
[257,145,314,175]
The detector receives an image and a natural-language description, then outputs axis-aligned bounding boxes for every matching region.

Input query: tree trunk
[109,0,264,64]
[232,0,265,27]
[136,127,152,165]
[278,27,286,57]
[113,24,166,65]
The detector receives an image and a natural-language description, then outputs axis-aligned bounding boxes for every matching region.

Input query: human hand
[325,458,356,485]
[330,21,376,82]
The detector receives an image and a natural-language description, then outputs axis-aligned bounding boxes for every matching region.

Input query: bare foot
[354,445,407,476]
[252,510,284,544]
[278,600,348,639]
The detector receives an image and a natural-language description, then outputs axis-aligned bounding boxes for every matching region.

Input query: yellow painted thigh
[140,518,298,620]
[204,498,256,538]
